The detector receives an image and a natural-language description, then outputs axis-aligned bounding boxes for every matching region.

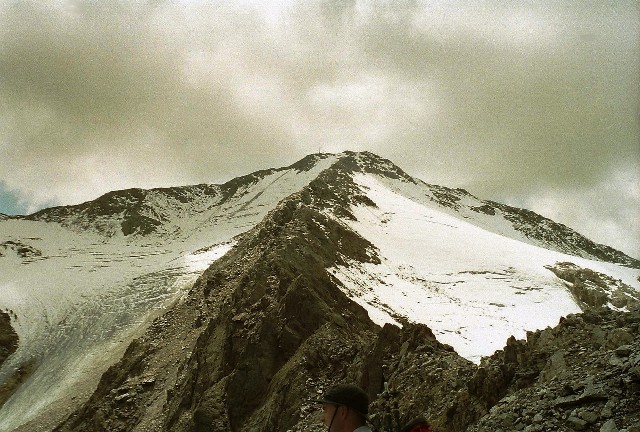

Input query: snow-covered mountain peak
[0,151,638,431]
[335,162,639,268]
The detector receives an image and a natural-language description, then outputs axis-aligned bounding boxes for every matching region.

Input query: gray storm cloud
[0,0,638,255]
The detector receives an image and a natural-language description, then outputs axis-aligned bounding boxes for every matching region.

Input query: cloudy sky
[1,0,638,257]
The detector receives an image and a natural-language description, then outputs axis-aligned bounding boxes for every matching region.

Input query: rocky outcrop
[364,308,639,432]
[546,262,640,310]
[0,240,42,259]
[465,307,640,432]
[25,184,223,236]
[0,310,22,409]
[365,324,478,432]
[0,311,18,368]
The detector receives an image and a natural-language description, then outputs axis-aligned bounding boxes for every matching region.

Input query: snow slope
[0,154,339,431]
[330,174,640,363]
[0,220,234,431]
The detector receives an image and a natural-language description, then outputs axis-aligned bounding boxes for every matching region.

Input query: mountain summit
[0,151,638,431]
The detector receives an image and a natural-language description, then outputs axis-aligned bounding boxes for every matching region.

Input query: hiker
[399,416,433,432]
[311,383,373,432]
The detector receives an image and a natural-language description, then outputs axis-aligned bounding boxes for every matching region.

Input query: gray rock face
[0,311,18,368]
[546,262,640,310]
[0,310,21,410]
[465,308,640,432]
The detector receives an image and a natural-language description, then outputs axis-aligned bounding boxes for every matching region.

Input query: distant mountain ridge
[12,151,640,268]
[21,153,335,236]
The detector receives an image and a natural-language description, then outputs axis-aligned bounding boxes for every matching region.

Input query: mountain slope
[0,151,638,431]
[344,153,638,268]
[54,188,383,431]
[328,171,639,361]
[48,153,639,432]
[0,154,341,430]
[22,153,338,237]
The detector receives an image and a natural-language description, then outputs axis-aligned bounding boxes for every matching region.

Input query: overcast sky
[1,0,638,257]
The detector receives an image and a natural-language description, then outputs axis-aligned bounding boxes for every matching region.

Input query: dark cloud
[0,1,295,202]
[0,0,638,255]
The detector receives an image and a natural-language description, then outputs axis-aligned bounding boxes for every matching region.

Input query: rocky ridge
[488,202,639,268]
[11,151,636,269]
[22,154,334,237]
[0,311,18,369]
[366,306,639,432]
[411,183,639,269]
[0,310,20,411]
[52,159,385,431]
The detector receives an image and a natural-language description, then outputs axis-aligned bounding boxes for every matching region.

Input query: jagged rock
[467,308,640,432]
[0,310,21,409]
[546,262,640,311]
[539,350,568,382]
[607,328,634,349]
[600,419,619,432]
[0,311,18,367]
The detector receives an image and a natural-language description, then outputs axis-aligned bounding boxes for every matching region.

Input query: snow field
[329,174,638,363]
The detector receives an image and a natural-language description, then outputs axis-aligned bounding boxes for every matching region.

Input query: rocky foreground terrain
[368,307,639,432]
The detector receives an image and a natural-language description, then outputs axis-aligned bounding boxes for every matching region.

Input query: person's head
[311,384,369,432]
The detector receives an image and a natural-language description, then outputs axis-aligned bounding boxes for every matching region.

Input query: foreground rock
[465,307,639,432]
[377,307,639,432]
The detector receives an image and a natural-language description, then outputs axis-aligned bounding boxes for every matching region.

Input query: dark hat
[310,384,369,417]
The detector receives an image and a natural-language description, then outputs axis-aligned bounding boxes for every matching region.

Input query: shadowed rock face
[546,262,640,310]
[0,311,18,368]
[0,310,21,409]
